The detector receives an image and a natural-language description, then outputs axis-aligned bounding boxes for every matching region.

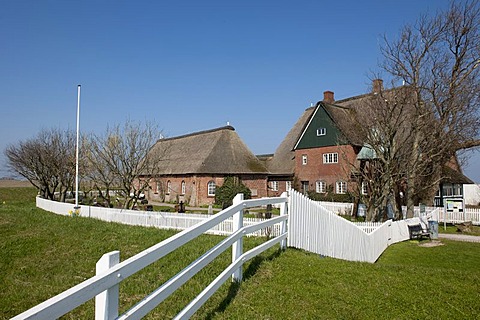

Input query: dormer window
[317,128,326,136]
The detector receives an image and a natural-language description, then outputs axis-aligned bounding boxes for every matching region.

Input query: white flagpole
[74,85,81,211]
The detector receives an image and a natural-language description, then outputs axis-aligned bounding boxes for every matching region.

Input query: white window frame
[336,181,347,194]
[271,181,279,191]
[207,181,216,196]
[316,180,326,193]
[361,181,368,195]
[181,181,186,195]
[286,181,292,190]
[316,128,327,136]
[323,152,338,164]
[166,180,171,194]
[302,154,308,165]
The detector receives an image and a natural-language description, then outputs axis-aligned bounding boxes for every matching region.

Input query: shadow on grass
[204,248,283,319]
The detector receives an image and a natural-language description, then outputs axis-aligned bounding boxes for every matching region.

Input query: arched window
[207,180,216,196]
[181,181,186,195]
[167,180,171,194]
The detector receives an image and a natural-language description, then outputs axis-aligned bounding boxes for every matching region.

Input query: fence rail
[36,197,281,237]
[16,194,288,319]
[23,192,462,319]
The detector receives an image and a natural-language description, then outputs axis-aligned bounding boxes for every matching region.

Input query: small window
[361,181,368,195]
[336,181,347,194]
[323,152,338,164]
[166,180,171,194]
[316,181,326,193]
[271,181,279,191]
[302,154,308,165]
[207,181,216,196]
[301,181,309,194]
[155,181,161,194]
[286,181,292,190]
[181,181,186,195]
[317,128,326,136]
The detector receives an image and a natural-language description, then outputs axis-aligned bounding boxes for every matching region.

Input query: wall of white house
[464,184,480,206]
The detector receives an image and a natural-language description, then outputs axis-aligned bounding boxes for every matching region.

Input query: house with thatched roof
[265,79,474,206]
[142,126,269,206]
[264,90,364,198]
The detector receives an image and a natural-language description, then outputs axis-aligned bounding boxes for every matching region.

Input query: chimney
[372,79,383,94]
[323,91,335,103]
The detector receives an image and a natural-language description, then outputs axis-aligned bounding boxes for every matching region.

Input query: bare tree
[5,128,77,201]
[342,84,415,221]
[83,120,165,209]
[375,0,480,217]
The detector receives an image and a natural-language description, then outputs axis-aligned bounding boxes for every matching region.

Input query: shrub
[215,176,251,208]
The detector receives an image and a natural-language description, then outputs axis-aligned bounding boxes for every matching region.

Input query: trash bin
[428,220,439,240]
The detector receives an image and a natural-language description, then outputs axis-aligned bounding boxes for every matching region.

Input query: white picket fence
[316,201,354,216]
[16,194,288,320]
[288,190,410,263]
[318,199,480,226]
[36,197,281,237]
[19,191,449,319]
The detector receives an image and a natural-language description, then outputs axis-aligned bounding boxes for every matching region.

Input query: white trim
[293,104,321,150]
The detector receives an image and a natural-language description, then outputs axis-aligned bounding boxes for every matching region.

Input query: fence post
[280,191,288,250]
[95,251,120,320]
[232,193,244,282]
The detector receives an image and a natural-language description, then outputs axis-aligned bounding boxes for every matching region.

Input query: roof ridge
[157,125,235,143]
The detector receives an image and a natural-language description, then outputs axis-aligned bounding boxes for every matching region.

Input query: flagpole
[74,85,81,212]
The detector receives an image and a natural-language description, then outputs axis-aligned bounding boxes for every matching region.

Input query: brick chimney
[323,91,335,103]
[372,79,383,94]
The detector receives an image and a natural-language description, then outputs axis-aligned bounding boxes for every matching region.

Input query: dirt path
[438,233,480,243]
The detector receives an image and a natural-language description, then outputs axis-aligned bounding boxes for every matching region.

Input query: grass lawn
[1,188,479,319]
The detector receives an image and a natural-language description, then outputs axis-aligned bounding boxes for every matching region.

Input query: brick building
[141,126,269,206]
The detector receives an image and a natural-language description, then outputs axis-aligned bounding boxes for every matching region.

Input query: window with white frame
[316,180,326,193]
[323,152,338,164]
[336,181,347,194]
[361,181,368,195]
[181,181,186,195]
[286,181,292,190]
[207,181,216,196]
[317,128,327,136]
[166,180,171,194]
[271,181,279,191]
[156,181,161,194]
[302,154,308,165]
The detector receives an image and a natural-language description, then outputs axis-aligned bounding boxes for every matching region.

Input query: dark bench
[408,224,431,240]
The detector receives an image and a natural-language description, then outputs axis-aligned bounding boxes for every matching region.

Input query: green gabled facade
[294,103,346,150]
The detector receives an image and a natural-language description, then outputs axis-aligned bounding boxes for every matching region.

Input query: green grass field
[1,188,479,319]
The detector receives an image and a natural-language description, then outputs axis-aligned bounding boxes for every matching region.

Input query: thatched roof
[266,101,362,175]
[148,126,268,175]
[266,106,316,175]
[442,166,474,184]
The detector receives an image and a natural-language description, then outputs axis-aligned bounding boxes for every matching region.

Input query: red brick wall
[295,145,358,193]
[146,174,267,207]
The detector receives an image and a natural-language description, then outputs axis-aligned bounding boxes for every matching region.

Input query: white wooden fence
[15,194,288,320]
[19,191,446,319]
[288,190,410,263]
[36,197,281,237]
[316,201,354,216]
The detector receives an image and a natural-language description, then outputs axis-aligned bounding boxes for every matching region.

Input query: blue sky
[1,0,479,182]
